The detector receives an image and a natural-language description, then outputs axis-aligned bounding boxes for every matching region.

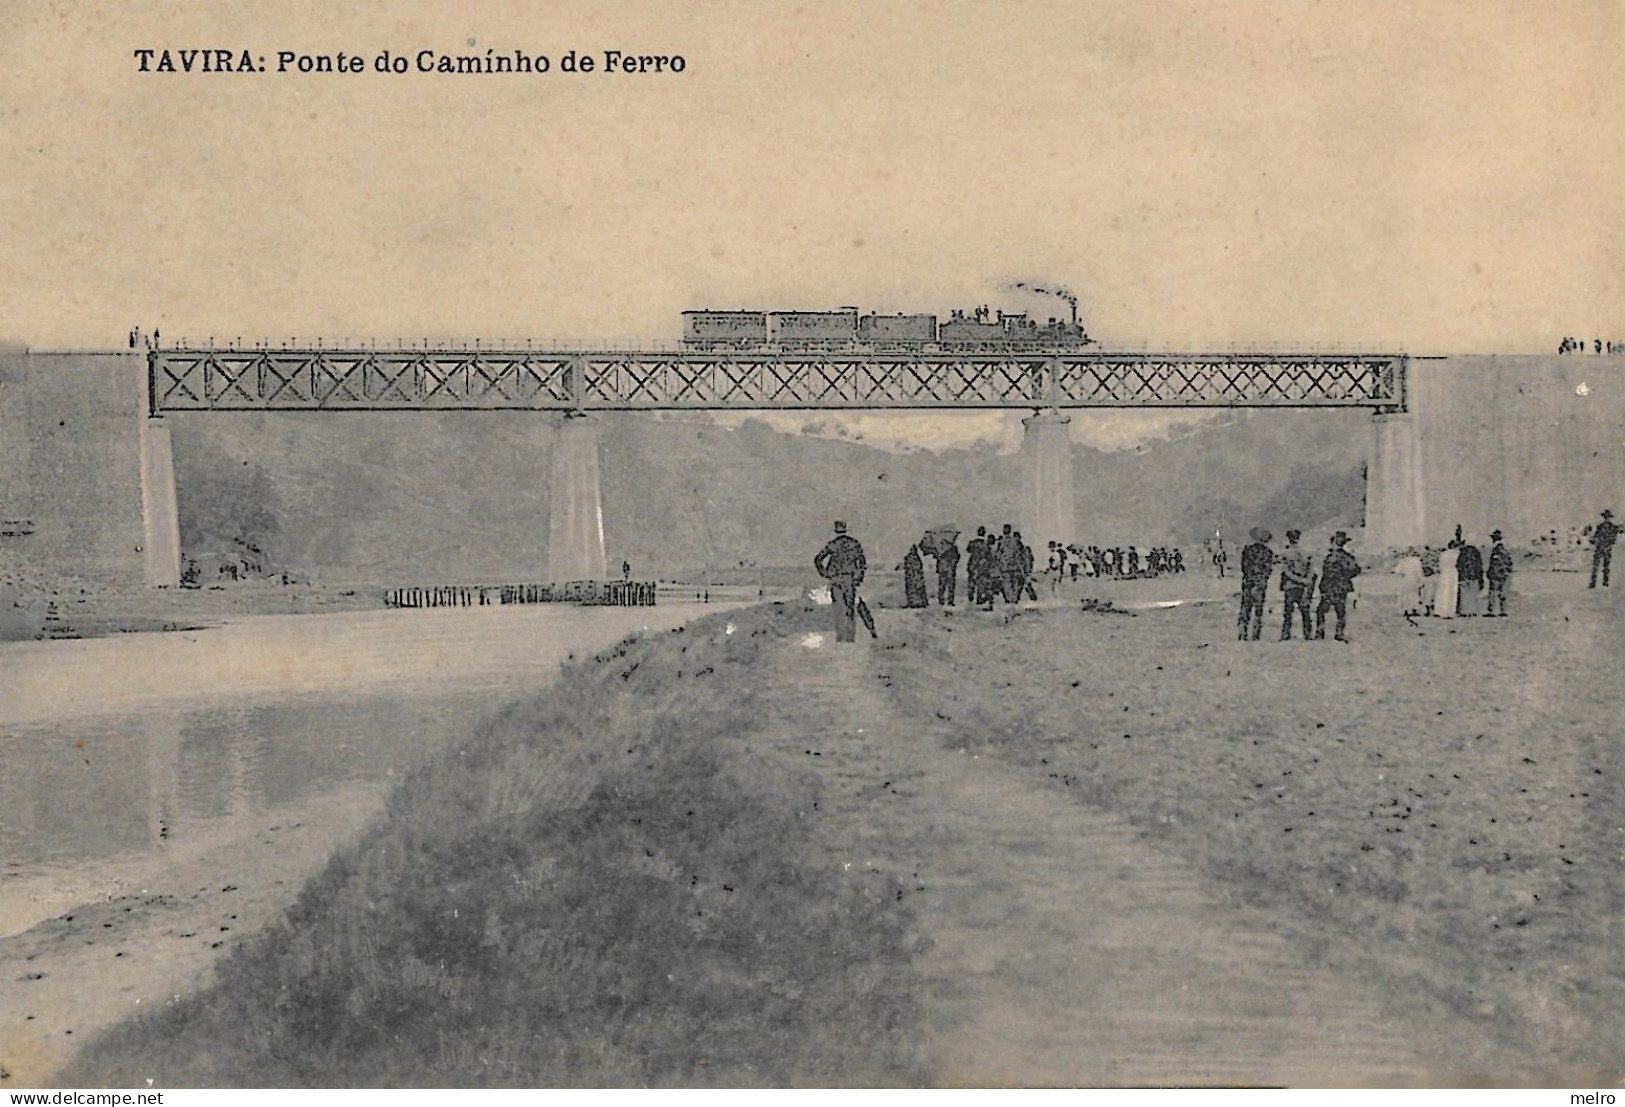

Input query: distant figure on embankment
[1592,509,1619,589]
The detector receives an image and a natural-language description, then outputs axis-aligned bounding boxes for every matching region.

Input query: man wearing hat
[1278,529,1315,640]
[1487,529,1513,615]
[1314,531,1362,641]
[814,520,867,643]
[1238,526,1275,641]
[1591,509,1620,588]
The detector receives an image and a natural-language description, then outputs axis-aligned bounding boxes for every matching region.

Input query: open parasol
[919,525,961,557]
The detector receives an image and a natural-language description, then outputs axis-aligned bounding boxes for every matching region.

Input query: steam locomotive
[680,306,1093,351]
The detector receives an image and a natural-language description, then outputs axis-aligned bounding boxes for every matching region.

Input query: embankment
[65,605,924,1087]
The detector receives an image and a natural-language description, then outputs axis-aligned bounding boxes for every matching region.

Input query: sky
[3,0,1621,449]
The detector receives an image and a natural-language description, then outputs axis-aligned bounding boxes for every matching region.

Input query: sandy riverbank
[0,783,382,1086]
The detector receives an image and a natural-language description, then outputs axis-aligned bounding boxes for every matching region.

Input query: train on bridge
[680,306,1094,352]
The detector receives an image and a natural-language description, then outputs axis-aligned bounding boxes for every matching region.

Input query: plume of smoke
[1007,281,1079,324]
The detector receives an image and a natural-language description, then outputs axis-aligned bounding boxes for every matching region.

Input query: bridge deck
[149,348,1407,413]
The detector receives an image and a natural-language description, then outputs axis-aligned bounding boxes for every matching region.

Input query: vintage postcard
[1,0,1621,1093]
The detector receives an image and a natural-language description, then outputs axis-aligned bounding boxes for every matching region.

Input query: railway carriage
[681,311,768,349]
[767,309,861,346]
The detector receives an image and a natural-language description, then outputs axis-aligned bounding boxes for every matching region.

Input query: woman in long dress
[1457,538,1485,616]
[900,544,928,608]
[1436,542,1460,619]
[1394,548,1425,616]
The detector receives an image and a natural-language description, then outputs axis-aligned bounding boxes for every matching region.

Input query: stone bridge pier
[1020,410,1076,555]
[1364,411,1425,551]
[138,368,182,588]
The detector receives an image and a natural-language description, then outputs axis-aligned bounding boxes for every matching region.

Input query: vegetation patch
[69,606,922,1087]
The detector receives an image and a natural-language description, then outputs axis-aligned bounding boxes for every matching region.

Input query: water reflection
[0,690,492,868]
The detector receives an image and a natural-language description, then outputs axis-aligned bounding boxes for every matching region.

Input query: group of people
[894,527,1195,613]
[1236,527,1363,642]
[964,525,1037,607]
[817,508,1621,647]
[1392,527,1515,619]
[1063,544,1186,580]
[1388,508,1616,620]
[1525,513,1620,582]
[1557,337,1624,355]
[835,521,1039,642]
[836,520,1096,638]
[898,532,964,609]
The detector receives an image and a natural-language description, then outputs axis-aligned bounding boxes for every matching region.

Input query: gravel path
[751,630,1502,1087]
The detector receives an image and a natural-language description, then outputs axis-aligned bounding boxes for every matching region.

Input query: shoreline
[0,781,385,1086]
[0,599,747,727]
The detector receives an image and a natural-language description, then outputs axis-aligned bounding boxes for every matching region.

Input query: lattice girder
[150,348,1406,413]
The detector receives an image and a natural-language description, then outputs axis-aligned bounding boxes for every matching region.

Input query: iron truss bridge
[148,348,1407,414]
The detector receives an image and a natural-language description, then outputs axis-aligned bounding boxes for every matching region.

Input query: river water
[0,601,735,934]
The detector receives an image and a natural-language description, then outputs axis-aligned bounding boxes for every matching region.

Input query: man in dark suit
[1238,527,1274,641]
[935,535,960,607]
[965,526,991,607]
[1487,530,1513,615]
[1315,531,1362,642]
[1591,509,1619,588]
[992,523,1022,604]
[814,521,867,643]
